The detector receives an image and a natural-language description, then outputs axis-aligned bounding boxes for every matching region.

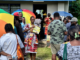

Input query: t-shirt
[66,22,71,31]
[0,33,24,60]
[48,20,67,44]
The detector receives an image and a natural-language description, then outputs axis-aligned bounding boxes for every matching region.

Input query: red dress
[44,17,50,35]
[44,17,53,35]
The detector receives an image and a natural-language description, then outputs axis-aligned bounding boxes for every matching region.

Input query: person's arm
[48,24,51,35]
[64,31,67,35]
[1,51,12,57]
[48,32,51,35]
[17,35,24,49]
[63,23,67,35]
[1,51,12,60]
[24,25,35,32]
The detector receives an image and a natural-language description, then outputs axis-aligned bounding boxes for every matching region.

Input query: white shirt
[0,33,24,60]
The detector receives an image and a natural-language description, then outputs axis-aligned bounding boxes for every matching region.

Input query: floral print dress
[24,24,38,53]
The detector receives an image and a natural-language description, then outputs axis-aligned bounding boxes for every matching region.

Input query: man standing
[70,17,78,26]
[66,16,72,30]
[48,12,67,60]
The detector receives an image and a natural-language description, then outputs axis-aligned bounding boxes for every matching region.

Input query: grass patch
[25,47,52,60]
[37,47,52,60]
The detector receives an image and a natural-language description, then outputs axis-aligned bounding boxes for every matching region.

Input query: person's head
[70,17,78,26]
[53,12,60,20]
[59,17,62,21]
[18,12,22,17]
[5,24,14,33]
[66,16,72,22]
[48,13,51,17]
[18,12,22,21]
[63,18,67,24]
[22,17,25,24]
[68,25,80,41]
[30,16,35,24]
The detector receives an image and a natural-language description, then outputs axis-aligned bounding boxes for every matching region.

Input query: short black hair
[59,17,62,21]
[67,16,72,20]
[63,18,67,22]
[49,17,52,21]
[5,24,14,33]
[48,13,51,17]
[54,12,60,18]
[30,16,34,20]
[68,25,80,40]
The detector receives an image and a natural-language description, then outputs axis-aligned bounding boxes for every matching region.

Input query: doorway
[33,4,47,19]
[33,4,47,39]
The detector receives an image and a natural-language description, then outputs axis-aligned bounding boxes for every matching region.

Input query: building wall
[0,1,69,16]
[20,1,68,17]
[21,2,33,12]
[58,2,65,11]
[47,2,58,17]
[21,2,58,17]
[58,1,68,12]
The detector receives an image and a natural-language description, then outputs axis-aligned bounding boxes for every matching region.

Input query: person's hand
[32,25,35,28]
[30,29,33,33]
[7,54,12,60]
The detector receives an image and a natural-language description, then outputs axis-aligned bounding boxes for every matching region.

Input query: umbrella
[0,9,14,37]
[53,11,73,17]
[12,9,36,24]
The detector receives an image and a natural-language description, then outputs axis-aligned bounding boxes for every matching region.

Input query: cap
[70,17,78,22]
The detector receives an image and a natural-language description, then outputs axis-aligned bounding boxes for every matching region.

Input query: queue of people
[0,11,80,60]
[47,12,80,60]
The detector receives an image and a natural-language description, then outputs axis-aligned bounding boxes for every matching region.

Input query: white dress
[0,33,24,60]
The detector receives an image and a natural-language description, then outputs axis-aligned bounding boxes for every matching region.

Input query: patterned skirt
[24,33,38,53]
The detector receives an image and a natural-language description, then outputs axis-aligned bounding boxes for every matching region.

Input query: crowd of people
[0,11,80,60]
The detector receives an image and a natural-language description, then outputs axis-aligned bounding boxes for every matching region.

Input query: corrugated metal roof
[0,0,76,1]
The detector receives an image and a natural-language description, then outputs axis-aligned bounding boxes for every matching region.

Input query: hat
[70,17,78,22]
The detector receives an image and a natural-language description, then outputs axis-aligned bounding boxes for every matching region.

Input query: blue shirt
[66,22,71,31]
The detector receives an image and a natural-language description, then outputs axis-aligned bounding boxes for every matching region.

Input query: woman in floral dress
[24,16,38,60]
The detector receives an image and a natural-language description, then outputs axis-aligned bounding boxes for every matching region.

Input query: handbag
[16,35,24,60]
[63,43,67,60]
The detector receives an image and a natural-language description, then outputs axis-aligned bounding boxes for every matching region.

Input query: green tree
[69,0,80,18]
[69,0,80,25]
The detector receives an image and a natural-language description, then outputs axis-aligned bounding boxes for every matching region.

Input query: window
[10,4,20,13]
[0,4,8,12]
[0,4,20,13]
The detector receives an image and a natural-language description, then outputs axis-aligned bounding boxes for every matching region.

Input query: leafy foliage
[69,0,80,18]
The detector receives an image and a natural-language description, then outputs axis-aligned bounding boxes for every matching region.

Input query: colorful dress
[24,24,38,53]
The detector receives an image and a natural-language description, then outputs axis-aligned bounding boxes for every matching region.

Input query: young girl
[24,16,38,60]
